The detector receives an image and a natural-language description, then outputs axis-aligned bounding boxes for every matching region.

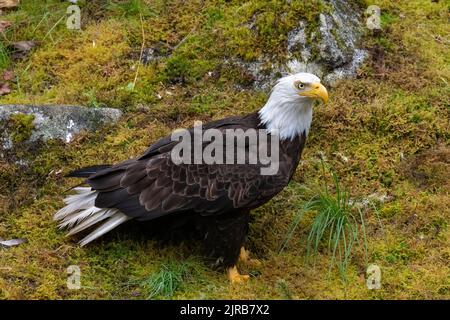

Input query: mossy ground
[0,0,449,299]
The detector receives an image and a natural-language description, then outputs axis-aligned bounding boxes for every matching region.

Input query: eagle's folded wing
[88,151,285,221]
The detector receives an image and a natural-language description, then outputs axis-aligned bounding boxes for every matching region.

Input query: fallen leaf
[0,238,26,248]
[0,0,19,9]
[0,20,12,32]
[10,40,37,59]
[0,82,11,95]
[2,70,14,81]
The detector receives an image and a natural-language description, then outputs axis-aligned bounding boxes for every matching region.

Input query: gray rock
[141,46,168,65]
[141,48,162,64]
[324,49,367,84]
[0,105,122,151]
[234,0,367,90]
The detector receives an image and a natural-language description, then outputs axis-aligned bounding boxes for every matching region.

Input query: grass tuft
[0,43,11,71]
[281,162,367,279]
[140,260,194,299]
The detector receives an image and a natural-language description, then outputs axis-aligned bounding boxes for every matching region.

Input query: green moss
[381,170,394,187]
[385,242,415,264]
[187,94,214,116]
[164,55,192,83]
[380,12,397,28]
[379,202,402,218]
[106,0,156,18]
[217,0,327,62]
[9,113,35,143]
[276,279,294,300]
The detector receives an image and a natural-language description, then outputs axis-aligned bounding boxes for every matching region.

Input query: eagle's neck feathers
[258,93,313,141]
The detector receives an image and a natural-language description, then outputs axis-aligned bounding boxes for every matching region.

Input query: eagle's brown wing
[85,114,288,221]
[91,154,286,220]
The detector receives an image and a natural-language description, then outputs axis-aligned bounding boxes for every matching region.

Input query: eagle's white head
[258,73,328,140]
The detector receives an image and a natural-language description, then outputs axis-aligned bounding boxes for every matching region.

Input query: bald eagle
[54,73,328,282]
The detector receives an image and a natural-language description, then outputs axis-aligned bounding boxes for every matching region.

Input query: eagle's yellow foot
[239,247,262,266]
[227,266,249,283]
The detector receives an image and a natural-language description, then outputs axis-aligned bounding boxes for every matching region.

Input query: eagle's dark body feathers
[64,112,306,267]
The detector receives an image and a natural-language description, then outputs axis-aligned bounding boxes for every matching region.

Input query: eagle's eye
[295,82,305,90]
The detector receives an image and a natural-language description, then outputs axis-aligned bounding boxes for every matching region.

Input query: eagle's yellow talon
[247,258,262,267]
[227,266,250,283]
[238,247,261,266]
[239,247,250,262]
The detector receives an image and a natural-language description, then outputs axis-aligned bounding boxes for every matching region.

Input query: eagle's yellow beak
[299,83,329,104]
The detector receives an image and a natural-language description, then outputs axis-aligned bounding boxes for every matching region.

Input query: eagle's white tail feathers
[54,188,131,246]
[78,213,131,247]
[62,189,92,206]
[58,206,103,229]
[54,188,97,220]
[65,209,112,236]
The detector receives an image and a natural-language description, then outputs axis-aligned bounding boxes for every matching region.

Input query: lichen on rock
[0,105,123,153]
[235,0,367,90]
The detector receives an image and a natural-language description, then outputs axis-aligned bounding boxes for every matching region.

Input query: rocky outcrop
[0,105,122,152]
[232,0,367,90]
